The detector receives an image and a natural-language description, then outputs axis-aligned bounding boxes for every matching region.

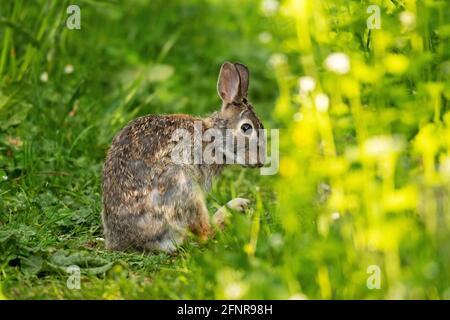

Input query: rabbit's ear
[234,63,249,98]
[217,62,241,104]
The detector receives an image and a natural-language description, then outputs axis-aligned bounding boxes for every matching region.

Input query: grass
[0,0,278,299]
[1,0,450,299]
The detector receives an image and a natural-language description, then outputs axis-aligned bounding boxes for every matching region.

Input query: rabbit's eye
[240,123,253,135]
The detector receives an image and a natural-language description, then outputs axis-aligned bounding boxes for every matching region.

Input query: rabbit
[101,62,265,252]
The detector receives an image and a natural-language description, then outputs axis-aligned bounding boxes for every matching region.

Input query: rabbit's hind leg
[188,192,213,242]
[141,194,212,251]
[143,231,180,253]
[160,167,213,242]
[134,206,185,252]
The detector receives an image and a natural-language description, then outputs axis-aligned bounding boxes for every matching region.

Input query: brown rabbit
[101,62,265,252]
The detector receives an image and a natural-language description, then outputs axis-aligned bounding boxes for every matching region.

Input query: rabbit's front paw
[212,198,251,230]
[226,198,251,212]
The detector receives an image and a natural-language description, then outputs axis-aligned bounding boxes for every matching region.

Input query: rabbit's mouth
[220,147,264,168]
[242,163,264,168]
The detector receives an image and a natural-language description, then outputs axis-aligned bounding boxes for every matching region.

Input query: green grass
[1,0,450,299]
[0,0,279,299]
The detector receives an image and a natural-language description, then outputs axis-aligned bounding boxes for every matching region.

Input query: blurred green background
[0,0,449,299]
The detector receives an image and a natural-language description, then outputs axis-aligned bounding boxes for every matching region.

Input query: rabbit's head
[215,62,266,168]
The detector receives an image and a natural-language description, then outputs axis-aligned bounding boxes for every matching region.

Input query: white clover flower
[224,282,247,299]
[298,76,316,93]
[289,293,308,300]
[40,72,48,83]
[64,64,74,74]
[293,112,304,122]
[399,11,416,30]
[439,157,450,178]
[315,93,330,112]
[269,53,287,67]
[258,31,273,44]
[2,175,8,181]
[269,233,283,247]
[331,212,340,220]
[324,52,350,75]
[363,135,405,158]
[261,0,279,16]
